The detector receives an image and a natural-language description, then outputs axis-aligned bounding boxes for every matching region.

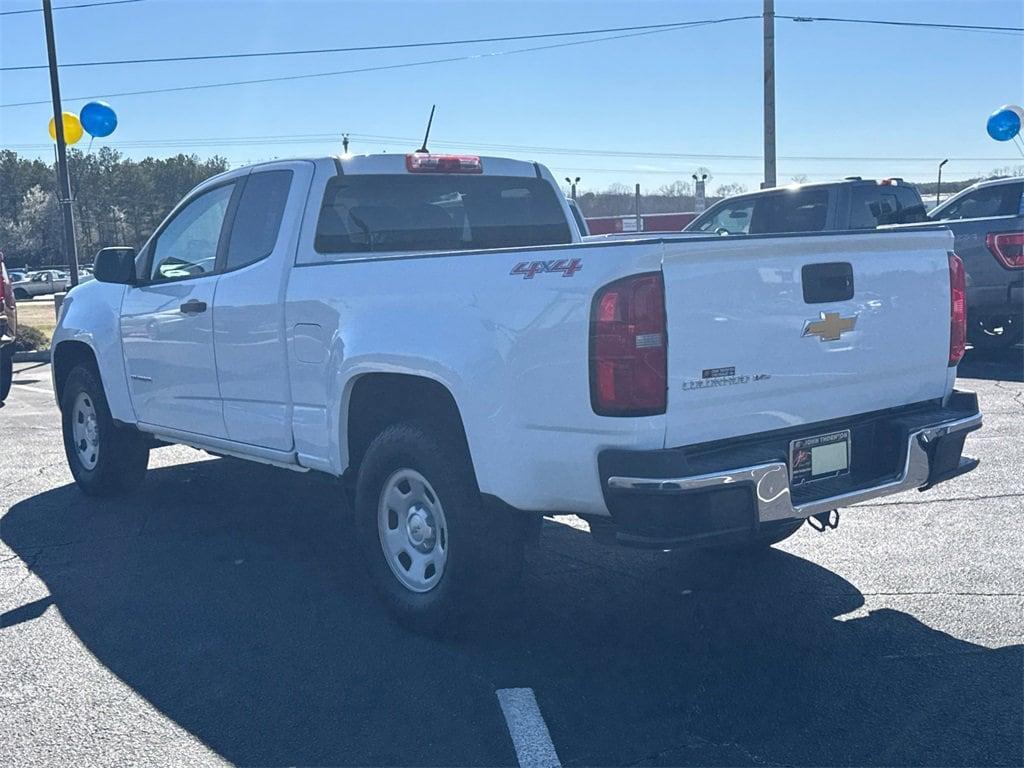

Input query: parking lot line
[496,688,561,768]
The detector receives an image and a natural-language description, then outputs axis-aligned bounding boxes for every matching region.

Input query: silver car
[11,270,69,300]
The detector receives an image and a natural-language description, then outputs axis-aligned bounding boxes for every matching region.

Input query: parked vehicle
[1,253,17,403]
[11,270,70,300]
[51,153,981,630]
[685,178,928,236]
[925,178,1023,351]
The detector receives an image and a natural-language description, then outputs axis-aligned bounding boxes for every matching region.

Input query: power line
[0,16,758,72]
[780,14,1024,34]
[5,129,1017,164]
[0,20,741,108]
[0,0,145,17]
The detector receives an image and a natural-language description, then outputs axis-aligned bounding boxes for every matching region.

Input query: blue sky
[1,0,1022,194]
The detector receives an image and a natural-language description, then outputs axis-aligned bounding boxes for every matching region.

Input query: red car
[1,251,17,403]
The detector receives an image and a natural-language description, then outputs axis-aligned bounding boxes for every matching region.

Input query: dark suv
[685,177,928,236]
[927,178,1023,351]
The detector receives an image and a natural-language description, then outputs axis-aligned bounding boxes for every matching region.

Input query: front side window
[149,184,234,281]
[315,174,572,254]
[933,183,1024,221]
[225,170,293,271]
[694,199,755,235]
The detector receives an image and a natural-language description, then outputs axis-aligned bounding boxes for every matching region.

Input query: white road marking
[496,688,561,768]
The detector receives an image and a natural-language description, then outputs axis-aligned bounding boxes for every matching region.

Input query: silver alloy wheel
[377,468,448,593]
[72,391,100,471]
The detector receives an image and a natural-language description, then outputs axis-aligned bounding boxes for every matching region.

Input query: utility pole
[762,0,777,190]
[42,0,79,287]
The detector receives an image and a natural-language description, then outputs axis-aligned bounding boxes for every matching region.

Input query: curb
[13,349,51,363]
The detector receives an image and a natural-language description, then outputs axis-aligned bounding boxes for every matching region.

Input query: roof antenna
[416,105,436,154]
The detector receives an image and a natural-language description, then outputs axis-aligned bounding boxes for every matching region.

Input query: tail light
[406,154,482,174]
[986,231,1024,269]
[590,272,667,416]
[948,252,966,366]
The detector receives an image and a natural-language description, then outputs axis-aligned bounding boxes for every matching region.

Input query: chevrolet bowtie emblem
[802,311,857,342]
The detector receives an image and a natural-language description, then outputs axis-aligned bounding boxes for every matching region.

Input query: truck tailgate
[661,229,954,447]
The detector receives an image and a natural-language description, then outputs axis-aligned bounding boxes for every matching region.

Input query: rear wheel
[968,314,1022,352]
[0,345,12,403]
[354,421,523,633]
[61,365,149,496]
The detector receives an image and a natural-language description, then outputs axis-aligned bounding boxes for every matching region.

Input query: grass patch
[14,299,58,346]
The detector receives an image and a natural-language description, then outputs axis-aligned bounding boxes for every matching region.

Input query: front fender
[51,281,135,423]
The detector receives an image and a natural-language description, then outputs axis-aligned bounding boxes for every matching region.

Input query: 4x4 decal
[510,258,582,279]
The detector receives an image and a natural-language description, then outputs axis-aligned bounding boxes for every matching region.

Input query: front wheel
[354,421,523,633]
[61,364,149,496]
[13,288,29,301]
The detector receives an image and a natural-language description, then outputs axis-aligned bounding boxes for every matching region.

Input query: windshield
[315,174,572,253]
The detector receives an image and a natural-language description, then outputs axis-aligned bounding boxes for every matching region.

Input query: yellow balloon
[48,112,84,145]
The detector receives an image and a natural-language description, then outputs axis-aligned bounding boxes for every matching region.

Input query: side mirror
[93,247,136,285]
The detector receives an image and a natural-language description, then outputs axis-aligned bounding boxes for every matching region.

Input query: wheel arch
[52,339,100,409]
[343,372,474,480]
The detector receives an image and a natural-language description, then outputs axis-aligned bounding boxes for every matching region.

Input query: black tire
[13,288,29,301]
[354,420,524,633]
[0,345,12,403]
[968,315,1022,352]
[61,364,149,496]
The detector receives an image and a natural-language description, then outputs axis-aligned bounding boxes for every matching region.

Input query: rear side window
[932,183,1024,221]
[225,170,293,271]
[315,175,572,254]
[850,185,927,228]
[750,188,829,234]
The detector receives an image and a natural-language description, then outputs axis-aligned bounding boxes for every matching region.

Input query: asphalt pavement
[1,348,1022,767]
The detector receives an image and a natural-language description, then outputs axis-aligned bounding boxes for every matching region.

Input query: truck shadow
[3,457,1021,767]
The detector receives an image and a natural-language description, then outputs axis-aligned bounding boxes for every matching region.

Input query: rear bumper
[596,392,982,549]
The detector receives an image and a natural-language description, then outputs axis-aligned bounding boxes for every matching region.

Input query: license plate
[790,429,850,486]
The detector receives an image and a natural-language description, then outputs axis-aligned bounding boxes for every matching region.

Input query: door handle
[179,299,207,314]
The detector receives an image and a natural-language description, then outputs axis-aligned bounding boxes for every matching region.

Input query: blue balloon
[79,101,117,138]
[986,108,1021,142]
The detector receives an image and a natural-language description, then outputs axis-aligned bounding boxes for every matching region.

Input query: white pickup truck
[52,153,981,629]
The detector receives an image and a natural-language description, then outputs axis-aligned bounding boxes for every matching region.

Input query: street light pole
[564,176,580,199]
[42,0,79,287]
[762,0,777,190]
[936,158,949,209]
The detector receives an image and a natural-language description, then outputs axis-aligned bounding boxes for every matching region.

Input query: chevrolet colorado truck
[51,153,981,629]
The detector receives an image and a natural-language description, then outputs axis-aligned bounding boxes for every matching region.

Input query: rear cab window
[314,174,572,254]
